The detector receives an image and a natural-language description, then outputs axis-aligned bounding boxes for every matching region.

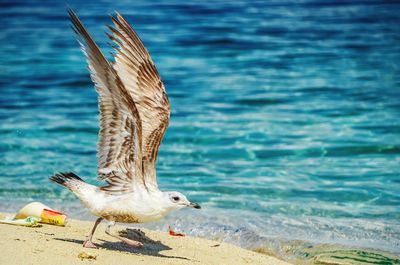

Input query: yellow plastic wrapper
[40,209,67,226]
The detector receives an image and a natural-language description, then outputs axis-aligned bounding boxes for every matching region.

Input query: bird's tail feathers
[49,172,85,190]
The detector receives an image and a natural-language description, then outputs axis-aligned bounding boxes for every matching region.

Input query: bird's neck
[138,190,174,221]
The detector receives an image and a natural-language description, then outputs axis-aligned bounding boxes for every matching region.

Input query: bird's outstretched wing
[69,10,145,194]
[106,13,170,189]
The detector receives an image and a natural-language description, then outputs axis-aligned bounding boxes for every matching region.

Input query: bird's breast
[90,190,168,224]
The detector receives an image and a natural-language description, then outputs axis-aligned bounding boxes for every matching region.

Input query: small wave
[44,126,98,134]
[255,145,400,159]
[234,98,289,106]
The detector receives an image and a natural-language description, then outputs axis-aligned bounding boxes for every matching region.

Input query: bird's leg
[83,217,103,249]
[105,221,144,247]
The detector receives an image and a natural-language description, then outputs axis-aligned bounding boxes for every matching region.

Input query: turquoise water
[0,0,399,259]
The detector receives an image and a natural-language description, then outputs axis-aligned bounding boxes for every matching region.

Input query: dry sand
[0,213,291,265]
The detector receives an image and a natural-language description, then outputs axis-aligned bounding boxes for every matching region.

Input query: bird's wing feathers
[107,13,170,188]
[69,10,145,194]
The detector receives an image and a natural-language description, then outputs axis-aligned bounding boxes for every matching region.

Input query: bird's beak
[188,202,201,209]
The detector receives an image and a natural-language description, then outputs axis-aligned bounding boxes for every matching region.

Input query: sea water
[0,0,399,262]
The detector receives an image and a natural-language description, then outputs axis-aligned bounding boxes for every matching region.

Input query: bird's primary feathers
[50,9,199,230]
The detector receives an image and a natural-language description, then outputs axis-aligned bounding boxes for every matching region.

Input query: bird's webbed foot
[83,239,98,249]
[105,222,144,248]
[83,217,103,249]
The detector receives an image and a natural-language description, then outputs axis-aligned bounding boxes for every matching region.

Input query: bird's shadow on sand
[54,228,190,260]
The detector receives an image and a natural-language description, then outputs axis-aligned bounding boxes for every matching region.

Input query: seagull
[50,9,201,249]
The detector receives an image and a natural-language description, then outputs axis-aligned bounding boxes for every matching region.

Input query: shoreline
[0,212,291,265]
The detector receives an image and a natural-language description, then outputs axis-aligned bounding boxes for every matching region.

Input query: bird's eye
[172,196,180,202]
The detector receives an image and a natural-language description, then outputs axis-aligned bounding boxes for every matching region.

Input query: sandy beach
[0,212,291,265]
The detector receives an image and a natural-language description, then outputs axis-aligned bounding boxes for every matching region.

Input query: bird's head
[162,191,201,211]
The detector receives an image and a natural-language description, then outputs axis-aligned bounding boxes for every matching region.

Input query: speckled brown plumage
[107,13,171,190]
